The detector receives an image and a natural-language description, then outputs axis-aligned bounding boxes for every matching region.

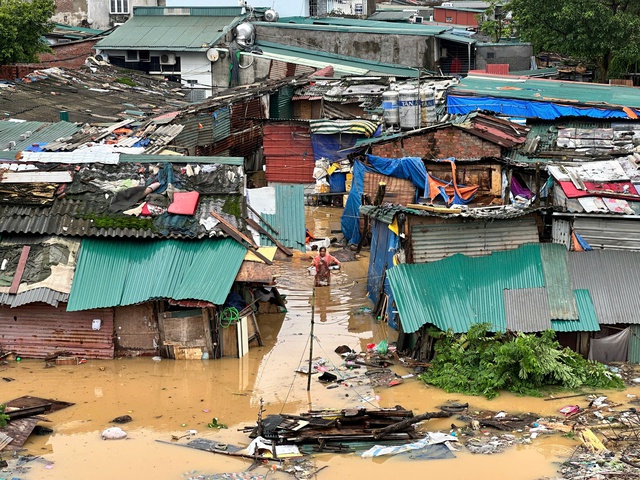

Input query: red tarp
[558,181,639,199]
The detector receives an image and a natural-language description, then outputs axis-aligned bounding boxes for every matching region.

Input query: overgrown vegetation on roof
[81,212,155,231]
[419,324,624,399]
[116,77,137,87]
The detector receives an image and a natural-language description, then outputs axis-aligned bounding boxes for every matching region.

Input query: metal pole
[306,288,316,391]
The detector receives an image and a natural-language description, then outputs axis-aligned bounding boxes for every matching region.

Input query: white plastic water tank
[398,89,420,130]
[382,90,399,127]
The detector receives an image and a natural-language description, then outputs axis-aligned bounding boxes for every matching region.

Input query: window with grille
[110,0,129,14]
[309,0,318,16]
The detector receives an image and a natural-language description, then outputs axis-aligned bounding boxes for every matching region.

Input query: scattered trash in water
[101,427,127,440]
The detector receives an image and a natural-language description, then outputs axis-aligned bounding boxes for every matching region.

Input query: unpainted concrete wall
[254,26,436,70]
[476,43,533,72]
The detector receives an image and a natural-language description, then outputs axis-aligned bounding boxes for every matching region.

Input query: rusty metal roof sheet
[452,112,530,148]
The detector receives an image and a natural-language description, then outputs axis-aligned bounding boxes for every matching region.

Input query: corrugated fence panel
[629,325,640,364]
[569,250,640,325]
[213,107,231,142]
[411,217,539,263]
[573,217,640,251]
[540,243,579,320]
[0,303,114,359]
[504,288,552,333]
[551,289,600,333]
[260,184,306,251]
[264,123,314,183]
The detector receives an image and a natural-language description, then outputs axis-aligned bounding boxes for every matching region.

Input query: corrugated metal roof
[540,243,578,320]
[368,11,415,22]
[504,287,551,332]
[551,289,600,333]
[21,151,120,164]
[410,217,539,263]
[119,154,243,165]
[255,184,306,252]
[0,288,69,308]
[252,41,422,77]
[213,107,231,142]
[96,13,243,51]
[573,217,640,251]
[387,243,545,333]
[568,250,640,325]
[269,16,448,35]
[361,203,544,222]
[0,121,80,151]
[435,33,477,45]
[451,74,640,110]
[67,237,246,311]
[133,6,244,16]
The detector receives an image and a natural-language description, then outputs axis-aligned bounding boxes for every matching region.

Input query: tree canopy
[0,0,56,65]
[509,0,640,81]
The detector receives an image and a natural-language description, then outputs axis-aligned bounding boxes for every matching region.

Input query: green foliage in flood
[419,324,624,399]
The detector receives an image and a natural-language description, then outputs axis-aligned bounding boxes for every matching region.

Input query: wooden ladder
[247,311,263,347]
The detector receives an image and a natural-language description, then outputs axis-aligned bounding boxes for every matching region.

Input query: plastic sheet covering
[341,154,427,245]
[447,95,639,120]
[361,433,457,458]
[589,327,631,363]
[311,132,360,162]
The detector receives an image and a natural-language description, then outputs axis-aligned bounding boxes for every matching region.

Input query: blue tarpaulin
[447,95,640,120]
[341,154,427,245]
[311,133,361,162]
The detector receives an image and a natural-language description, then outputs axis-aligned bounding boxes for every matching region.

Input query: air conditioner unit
[160,53,177,65]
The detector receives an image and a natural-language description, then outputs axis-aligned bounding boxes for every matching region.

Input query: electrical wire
[279,332,311,414]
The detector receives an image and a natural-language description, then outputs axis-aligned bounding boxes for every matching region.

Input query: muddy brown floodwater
[2,206,640,480]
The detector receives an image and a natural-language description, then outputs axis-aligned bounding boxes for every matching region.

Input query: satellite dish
[264,9,279,22]
[206,48,220,62]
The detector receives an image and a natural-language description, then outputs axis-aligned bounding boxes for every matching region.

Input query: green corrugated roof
[53,23,105,34]
[253,41,422,77]
[551,290,600,332]
[67,238,245,311]
[96,12,244,51]
[259,184,306,252]
[451,75,640,109]
[540,243,578,320]
[387,243,545,333]
[510,67,559,77]
[256,18,448,36]
[119,154,243,165]
[0,121,80,152]
[435,33,477,44]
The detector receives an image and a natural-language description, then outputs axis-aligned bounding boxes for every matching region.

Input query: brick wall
[0,39,99,81]
[370,126,502,160]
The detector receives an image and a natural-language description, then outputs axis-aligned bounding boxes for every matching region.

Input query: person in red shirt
[310,247,341,287]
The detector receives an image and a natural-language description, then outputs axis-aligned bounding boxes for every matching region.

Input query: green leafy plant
[206,417,227,429]
[419,324,624,399]
[116,77,136,87]
[0,403,9,428]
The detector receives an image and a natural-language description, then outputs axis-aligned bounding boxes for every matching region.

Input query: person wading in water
[309,247,341,287]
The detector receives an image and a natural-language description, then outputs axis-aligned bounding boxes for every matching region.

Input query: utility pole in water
[307,288,316,391]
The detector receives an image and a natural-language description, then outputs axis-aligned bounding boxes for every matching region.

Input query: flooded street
[2,206,640,480]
